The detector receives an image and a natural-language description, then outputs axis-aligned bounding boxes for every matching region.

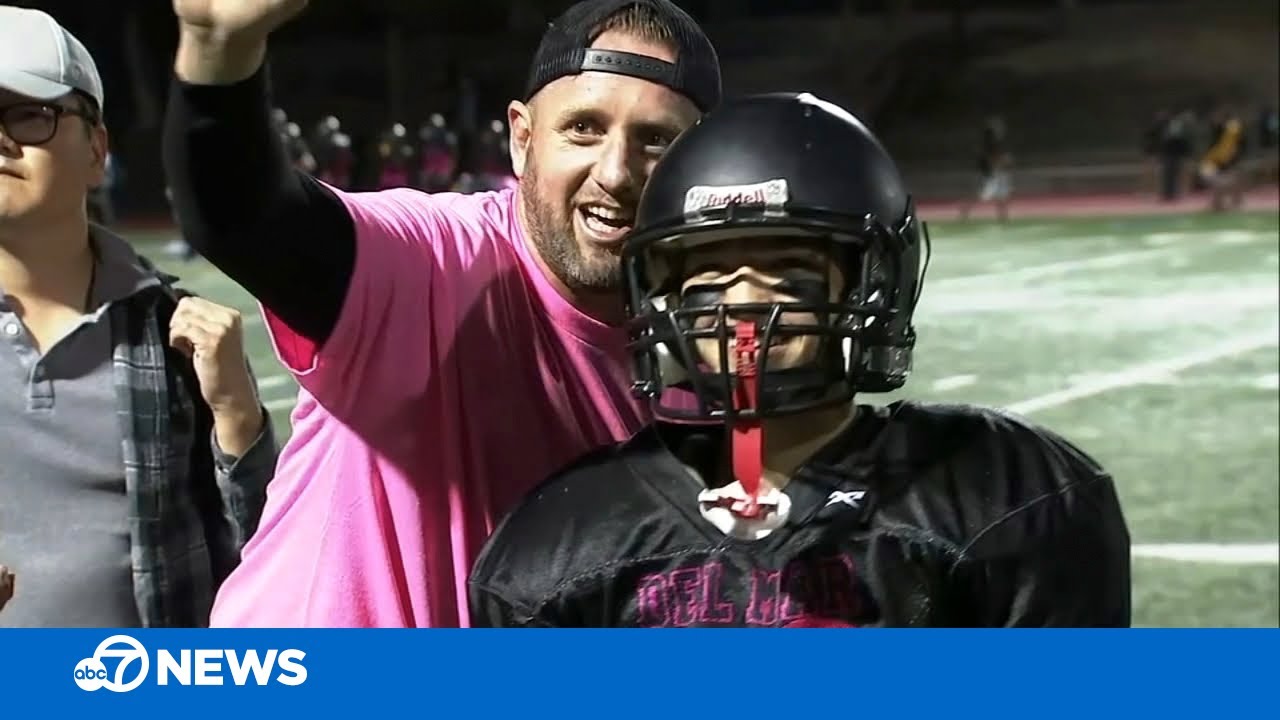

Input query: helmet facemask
[624,216,921,524]
[626,219,914,425]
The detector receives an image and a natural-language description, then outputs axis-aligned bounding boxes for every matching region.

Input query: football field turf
[134,209,1280,628]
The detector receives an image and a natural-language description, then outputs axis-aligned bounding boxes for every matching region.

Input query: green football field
[133,209,1280,628]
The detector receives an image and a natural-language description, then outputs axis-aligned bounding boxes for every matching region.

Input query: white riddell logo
[682,178,789,220]
[825,490,866,509]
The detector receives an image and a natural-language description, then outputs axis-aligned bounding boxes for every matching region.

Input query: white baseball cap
[0,6,104,112]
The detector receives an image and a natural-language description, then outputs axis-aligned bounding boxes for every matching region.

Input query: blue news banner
[0,630,1275,718]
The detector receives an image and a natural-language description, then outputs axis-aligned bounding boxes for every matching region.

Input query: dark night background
[7,0,1276,214]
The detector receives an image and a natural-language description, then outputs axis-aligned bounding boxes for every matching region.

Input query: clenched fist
[174,0,309,38]
[0,566,14,613]
[170,297,264,457]
[173,0,309,84]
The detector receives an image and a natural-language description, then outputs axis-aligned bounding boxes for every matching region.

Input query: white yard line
[1005,328,1279,416]
[1254,373,1280,390]
[919,284,1279,317]
[930,227,1271,289]
[255,374,292,390]
[264,396,298,412]
[931,374,979,392]
[1132,543,1278,565]
[931,246,1175,288]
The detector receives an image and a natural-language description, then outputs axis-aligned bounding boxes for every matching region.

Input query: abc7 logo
[73,635,149,693]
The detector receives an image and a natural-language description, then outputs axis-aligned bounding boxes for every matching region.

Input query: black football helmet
[622,92,930,425]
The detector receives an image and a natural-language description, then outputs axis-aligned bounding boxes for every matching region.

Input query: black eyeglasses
[0,102,96,146]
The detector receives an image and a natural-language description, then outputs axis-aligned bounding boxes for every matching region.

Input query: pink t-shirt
[210,188,648,627]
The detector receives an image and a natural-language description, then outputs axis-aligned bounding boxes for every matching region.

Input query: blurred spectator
[1157,108,1195,201]
[473,119,516,192]
[270,107,289,135]
[417,113,460,192]
[1141,110,1169,197]
[1259,104,1278,149]
[312,115,355,190]
[451,171,479,193]
[1197,103,1247,212]
[376,122,415,189]
[283,121,317,173]
[311,114,340,151]
[1258,104,1278,183]
[960,115,1013,222]
[270,107,316,173]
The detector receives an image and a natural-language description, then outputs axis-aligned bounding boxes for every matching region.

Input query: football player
[469,92,1131,628]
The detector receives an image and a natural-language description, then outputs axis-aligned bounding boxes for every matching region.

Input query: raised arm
[162,0,352,345]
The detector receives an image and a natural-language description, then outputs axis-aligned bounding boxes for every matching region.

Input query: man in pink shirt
[162,0,721,627]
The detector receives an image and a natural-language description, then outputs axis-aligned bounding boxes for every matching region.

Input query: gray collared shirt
[3,227,278,628]
[0,231,161,627]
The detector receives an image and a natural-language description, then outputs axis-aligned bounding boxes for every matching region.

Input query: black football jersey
[469,401,1131,628]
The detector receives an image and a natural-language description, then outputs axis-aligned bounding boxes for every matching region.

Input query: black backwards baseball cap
[524,0,722,112]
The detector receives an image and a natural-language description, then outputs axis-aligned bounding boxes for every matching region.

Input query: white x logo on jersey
[825,490,867,509]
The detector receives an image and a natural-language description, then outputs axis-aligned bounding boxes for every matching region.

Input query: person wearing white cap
[0,6,279,627]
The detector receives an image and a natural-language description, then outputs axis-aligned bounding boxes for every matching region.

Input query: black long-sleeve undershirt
[161,65,354,345]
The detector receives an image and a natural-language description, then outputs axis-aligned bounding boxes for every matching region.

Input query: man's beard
[520,157,622,294]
